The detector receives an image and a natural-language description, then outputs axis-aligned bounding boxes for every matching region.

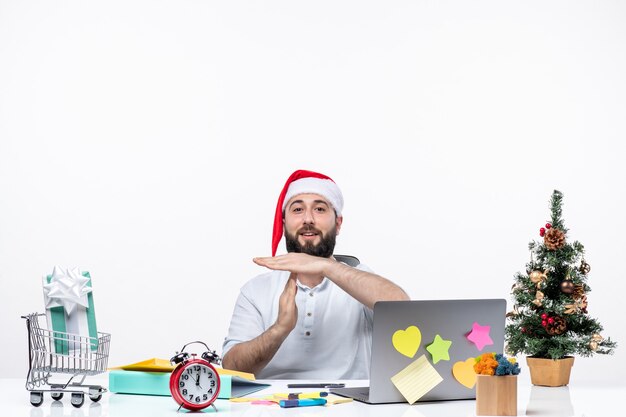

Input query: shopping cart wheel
[89,386,103,402]
[51,391,64,401]
[30,391,44,407]
[70,392,84,408]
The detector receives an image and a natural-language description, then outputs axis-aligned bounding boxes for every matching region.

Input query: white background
[1,0,625,385]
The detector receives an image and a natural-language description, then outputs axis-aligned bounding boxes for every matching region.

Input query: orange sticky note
[452,358,477,389]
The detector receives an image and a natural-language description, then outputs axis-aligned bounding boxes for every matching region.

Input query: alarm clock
[169,341,221,412]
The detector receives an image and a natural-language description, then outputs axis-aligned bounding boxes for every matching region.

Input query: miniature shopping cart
[22,313,111,408]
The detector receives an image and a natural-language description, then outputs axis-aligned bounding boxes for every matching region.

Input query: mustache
[297,225,322,235]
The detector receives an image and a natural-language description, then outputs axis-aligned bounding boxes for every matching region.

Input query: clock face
[176,363,219,406]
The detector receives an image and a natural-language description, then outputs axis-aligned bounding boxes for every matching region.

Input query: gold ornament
[532,290,544,307]
[564,295,588,314]
[529,269,548,288]
[560,279,575,294]
[544,228,566,250]
[579,259,591,275]
[589,333,603,351]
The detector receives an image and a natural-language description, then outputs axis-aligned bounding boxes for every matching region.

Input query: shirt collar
[296,276,330,291]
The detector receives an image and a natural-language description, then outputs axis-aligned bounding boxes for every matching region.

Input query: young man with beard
[221,170,409,379]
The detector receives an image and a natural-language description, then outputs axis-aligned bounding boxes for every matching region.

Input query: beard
[284,224,337,258]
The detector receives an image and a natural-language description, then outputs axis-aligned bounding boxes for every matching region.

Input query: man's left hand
[253,253,333,276]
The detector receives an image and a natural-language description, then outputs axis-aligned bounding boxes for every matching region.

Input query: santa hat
[272,170,344,256]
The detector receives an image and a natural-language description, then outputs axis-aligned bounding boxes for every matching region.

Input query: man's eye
[314,207,326,212]
[292,207,303,213]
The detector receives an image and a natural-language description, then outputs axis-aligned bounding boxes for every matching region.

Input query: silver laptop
[331,299,506,404]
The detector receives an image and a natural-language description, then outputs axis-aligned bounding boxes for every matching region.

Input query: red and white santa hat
[272,170,344,256]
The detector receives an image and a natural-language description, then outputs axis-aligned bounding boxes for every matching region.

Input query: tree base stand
[526,357,574,387]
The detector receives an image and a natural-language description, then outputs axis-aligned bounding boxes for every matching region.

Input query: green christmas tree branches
[505,190,616,359]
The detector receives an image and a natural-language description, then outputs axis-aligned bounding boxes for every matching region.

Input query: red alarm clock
[169,341,221,412]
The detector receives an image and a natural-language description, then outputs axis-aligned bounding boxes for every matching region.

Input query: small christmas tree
[505,190,616,359]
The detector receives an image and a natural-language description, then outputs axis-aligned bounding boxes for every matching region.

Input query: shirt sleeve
[221,289,266,358]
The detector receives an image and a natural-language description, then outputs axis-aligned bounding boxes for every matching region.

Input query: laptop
[331,299,506,404]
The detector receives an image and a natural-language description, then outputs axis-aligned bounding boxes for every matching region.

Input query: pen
[289,392,329,399]
[279,398,327,408]
[286,392,329,399]
[287,383,345,388]
[273,392,328,399]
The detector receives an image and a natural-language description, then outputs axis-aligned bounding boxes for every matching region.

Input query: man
[222,170,409,379]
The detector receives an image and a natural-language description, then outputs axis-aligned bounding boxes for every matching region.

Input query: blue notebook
[108,370,270,399]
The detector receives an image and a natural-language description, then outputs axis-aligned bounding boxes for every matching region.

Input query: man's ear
[335,216,343,235]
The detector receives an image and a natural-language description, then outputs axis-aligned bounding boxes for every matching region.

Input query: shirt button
[309,293,314,297]
[305,331,311,336]
[307,312,312,317]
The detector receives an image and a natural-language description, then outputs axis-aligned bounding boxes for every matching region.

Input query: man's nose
[303,209,314,224]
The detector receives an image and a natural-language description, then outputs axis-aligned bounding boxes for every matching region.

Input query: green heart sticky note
[392,325,422,358]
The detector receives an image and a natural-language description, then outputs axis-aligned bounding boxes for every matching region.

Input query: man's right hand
[275,272,298,336]
[222,273,299,375]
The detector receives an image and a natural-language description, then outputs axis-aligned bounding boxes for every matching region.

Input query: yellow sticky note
[324,394,353,405]
[109,359,255,381]
[214,367,256,381]
[392,326,422,358]
[109,358,175,372]
[390,354,443,404]
[452,358,477,389]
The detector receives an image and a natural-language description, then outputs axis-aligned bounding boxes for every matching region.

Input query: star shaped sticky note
[426,334,452,364]
[466,322,493,351]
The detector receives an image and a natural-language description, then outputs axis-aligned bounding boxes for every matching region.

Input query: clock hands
[195,373,202,389]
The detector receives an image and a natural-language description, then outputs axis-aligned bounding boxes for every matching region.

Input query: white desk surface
[1,375,624,417]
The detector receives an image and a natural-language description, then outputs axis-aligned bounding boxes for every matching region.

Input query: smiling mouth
[299,228,321,239]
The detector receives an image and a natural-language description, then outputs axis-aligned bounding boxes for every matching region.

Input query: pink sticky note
[466,322,493,351]
[251,400,277,405]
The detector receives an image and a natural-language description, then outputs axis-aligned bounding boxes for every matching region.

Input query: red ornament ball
[546,223,552,229]
[540,227,546,237]
[542,320,547,327]
[548,317,554,324]
[521,327,526,333]
[541,313,548,320]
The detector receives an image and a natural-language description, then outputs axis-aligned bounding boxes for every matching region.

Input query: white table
[1,376,624,417]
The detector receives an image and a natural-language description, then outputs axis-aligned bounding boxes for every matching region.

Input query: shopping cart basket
[22,313,111,408]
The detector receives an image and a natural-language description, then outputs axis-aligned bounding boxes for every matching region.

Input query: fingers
[253,256,287,270]
[277,273,298,334]
[254,253,328,276]
[252,257,268,266]
[254,253,307,272]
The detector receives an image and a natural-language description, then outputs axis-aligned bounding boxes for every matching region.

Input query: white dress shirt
[222,264,374,379]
